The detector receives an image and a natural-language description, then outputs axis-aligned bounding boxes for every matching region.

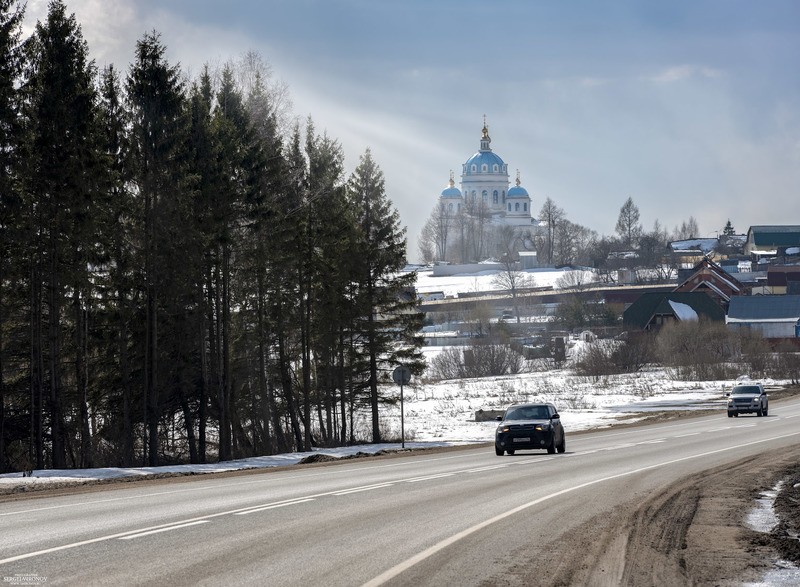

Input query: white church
[439,120,536,227]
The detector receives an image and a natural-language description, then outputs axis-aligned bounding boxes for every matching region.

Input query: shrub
[427,342,525,381]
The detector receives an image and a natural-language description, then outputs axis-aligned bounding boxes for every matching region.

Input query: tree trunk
[74,288,92,468]
[48,245,65,469]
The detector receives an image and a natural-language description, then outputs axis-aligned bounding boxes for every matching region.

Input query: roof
[726,295,800,322]
[747,225,800,248]
[440,186,462,198]
[766,266,800,287]
[463,150,506,173]
[669,238,718,253]
[674,257,745,300]
[623,292,726,329]
[507,185,529,198]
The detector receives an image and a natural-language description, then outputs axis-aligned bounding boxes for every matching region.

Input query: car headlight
[497,426,510,433]
[752,398,760,404]
[535,424,550,431]
[728,400,734,406]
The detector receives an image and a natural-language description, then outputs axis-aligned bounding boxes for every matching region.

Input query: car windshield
[505,406,549,420]
[731,385,761,395]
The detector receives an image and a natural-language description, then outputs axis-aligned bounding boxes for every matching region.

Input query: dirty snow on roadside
[743,481,800,587]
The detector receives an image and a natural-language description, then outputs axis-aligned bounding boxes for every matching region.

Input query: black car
[495,403,566,456]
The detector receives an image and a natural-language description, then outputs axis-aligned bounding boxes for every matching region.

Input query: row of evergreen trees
[0,1,424,472]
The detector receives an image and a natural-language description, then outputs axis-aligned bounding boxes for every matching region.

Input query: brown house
[673,257,745,310]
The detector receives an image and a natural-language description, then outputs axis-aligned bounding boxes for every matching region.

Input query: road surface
[2,398,800,586]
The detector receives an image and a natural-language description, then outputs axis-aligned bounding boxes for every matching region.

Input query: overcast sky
[22,1,800,260]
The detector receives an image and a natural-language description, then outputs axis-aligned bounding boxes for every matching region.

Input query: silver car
[727,383,768,417]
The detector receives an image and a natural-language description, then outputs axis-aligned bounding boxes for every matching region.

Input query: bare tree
[538,197,564,265]
[671,216,700,240]
[231,49,293,136]
[615,197,642,248]
[417,220,435,264]
[493,252,535,324]
[555,269,595,291]
[462,196,492,261]
[421,201,453,261]
[553,219,597,266]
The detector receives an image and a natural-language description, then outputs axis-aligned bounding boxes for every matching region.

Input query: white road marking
[638,439,666,444]
[233,498,315,515]
[362,430,800,587]
[404,473,457,483]
[334,483,395,496]
[675,433,700,438]
[118,521,209,540]
[465,465,509,473]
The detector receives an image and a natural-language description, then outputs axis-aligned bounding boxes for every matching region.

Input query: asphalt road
[2,398,800,586]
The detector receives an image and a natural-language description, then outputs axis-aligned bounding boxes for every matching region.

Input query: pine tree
[97,64,138,466]
[0,0,25,472]
[22,0,103,468]
[723,219,735,236]
[348,149,424,443]
[126,31,190,466]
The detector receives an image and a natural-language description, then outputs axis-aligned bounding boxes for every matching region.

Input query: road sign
[392,365,411,385]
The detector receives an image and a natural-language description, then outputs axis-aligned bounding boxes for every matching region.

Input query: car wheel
[506,449,515,456]
[733,413,738,417]
[557,435,566,453]
[495,445,503,456]
[727,412,733,418]
[764,407,768,416]
[757,407,763,417]
[547,440,556,454]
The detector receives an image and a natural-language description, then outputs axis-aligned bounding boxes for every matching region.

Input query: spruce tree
[0,0,25,472]
[22,0,103,468]
[348,149,424,443]
[126,31,190,466]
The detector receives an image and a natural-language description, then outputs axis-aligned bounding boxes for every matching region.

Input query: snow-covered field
[413,265,582,298]
[383,363,784,443]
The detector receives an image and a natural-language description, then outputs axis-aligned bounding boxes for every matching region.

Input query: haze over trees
[0,1,423,472]
[420,187,709,287]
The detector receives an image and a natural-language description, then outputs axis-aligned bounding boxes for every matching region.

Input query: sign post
[392,365,412,448]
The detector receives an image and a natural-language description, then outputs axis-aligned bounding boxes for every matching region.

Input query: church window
[524,203,528,212]
[515,203,520,212]
[493,164,499,172]
[448,203,453,212]
[471,190,476,198]
[482,190,488,201]
[508,203,511,211]
[481,164,487,172]
[493,190,498,203]
[471,164,476,172]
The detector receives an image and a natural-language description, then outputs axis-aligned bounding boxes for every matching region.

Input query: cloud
[647,64,725,83]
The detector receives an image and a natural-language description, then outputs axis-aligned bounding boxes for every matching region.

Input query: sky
[20,0,800,261]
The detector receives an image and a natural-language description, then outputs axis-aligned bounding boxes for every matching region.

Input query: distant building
[673,257,746,310]
[623,292,726,331]
[744,225,800,261]
[726,295,800,339]
[439,119,535,228]
[763,266,800,295]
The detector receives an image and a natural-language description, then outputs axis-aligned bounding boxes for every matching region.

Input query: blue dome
[463,151,506,173]
[441,185,462,198]
[507,185,529,198]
